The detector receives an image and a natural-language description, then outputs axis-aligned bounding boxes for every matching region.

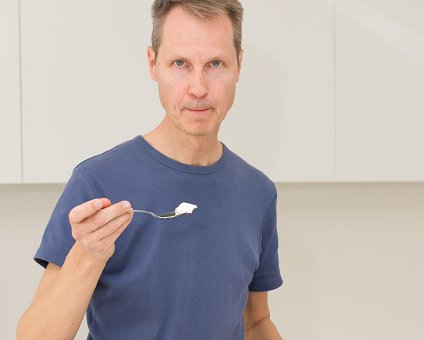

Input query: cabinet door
[336,0,424,181]
[220,0,335,182]
[21,0,162,183]
[0,0,22,183]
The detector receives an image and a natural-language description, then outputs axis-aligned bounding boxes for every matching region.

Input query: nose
[188,70,208,98]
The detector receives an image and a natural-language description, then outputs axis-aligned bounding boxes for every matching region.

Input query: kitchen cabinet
[335,0,424,181]
[0,0,22,183]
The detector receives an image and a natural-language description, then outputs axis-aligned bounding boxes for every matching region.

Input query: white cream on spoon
[175,202,197,216]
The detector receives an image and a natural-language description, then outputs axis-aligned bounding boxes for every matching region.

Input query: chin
[179,121,219,138]
[182,125,218,137]
[184,129,212,137]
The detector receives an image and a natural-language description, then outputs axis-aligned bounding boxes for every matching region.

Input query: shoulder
[76,139,136,171]
[226,147,277,199]
[74,136,139,176]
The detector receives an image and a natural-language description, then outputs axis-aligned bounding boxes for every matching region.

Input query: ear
[236,48,244,82]
[147,46,158,81]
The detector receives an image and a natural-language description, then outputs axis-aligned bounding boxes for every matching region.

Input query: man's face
[148,6,243,138]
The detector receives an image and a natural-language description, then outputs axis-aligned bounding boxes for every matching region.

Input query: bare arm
[17,247,106,340]
[17,198,133,340]
[244,291,283,340]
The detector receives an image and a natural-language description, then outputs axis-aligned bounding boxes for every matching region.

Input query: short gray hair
[151,0,243,61]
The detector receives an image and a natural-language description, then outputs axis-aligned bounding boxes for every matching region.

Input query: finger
[100,213,133,245]
[78,211,132,255]
[69,198,111,224]
[71,200,130,240]
[92,211,133,240]
[82,201,132,234]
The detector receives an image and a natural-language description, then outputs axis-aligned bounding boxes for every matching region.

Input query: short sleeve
[34,167,96,268]
[249,195,283,292]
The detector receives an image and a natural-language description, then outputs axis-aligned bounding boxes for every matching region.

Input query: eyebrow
[167,54,230,63]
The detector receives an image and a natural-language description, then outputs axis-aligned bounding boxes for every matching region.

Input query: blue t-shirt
[35,135,283,339]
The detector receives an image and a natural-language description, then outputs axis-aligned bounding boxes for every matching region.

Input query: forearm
[245,316,283,340]
[17,243,106,340]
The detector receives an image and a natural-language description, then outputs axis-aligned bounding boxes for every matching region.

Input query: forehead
[159,6,236,59]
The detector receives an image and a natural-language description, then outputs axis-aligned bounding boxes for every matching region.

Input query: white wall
[11,0,423,184]
[2,182,423,339]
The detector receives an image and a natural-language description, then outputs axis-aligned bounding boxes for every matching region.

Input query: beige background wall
[2,182,423,339]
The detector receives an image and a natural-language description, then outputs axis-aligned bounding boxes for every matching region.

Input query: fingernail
[122,201,131,208]
[95,199,102,208]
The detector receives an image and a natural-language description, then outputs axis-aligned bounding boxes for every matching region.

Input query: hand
[68,198,134,262]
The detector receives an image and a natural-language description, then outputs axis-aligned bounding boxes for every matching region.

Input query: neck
[143,118,223,166]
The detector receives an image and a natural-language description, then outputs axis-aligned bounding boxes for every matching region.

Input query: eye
[174,60,185,67]
[211,60,222,68]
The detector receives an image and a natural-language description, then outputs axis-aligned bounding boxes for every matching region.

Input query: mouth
[184,108,213,119]
[186,108,210,113]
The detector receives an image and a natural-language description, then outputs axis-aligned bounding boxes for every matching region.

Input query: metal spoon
[129,202,197,220]
[129,209,183,220]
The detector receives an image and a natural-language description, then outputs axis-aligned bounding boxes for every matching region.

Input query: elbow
[16,311,37,340]
[16,313,28,340]
[17,310,71,340]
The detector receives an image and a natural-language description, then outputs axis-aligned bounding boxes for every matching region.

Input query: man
[17,1,284,339]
